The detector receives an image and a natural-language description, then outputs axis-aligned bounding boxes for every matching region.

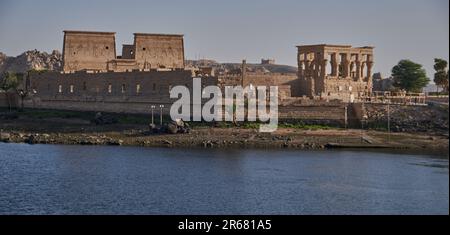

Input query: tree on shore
[391,60,429,93]
[0,72,24,112]
[433,58,449,93]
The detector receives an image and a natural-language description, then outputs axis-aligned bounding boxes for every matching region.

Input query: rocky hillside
[0,50,62,74]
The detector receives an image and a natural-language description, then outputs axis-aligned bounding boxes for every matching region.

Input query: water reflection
[0,143,448,214]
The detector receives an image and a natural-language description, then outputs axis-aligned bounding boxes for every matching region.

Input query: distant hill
[185,59,297,74]
[0,50,62,74]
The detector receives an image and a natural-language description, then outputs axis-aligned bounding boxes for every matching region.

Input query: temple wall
[134,34,184,70]
[25,70,216,114]
[62,31,116,72]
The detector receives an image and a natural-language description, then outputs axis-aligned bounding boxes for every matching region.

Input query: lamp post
[150,105,155,125]
[360,102,365,143]
[361,114,368,143]
[344,105,348,129]
[387,102,390,143]
[17,89,28,111]
[159,104,164,126]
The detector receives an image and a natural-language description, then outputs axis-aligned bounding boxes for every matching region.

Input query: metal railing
[355,91,427,105]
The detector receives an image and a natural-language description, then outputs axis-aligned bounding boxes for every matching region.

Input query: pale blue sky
[0,0,448,78]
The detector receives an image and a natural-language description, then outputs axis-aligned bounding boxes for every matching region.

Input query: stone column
[356,59,362,81]
[305,58,311,77]
[321,59,328,79]
[331,53,338,77]
[360,61,366,80]
[343,54,350,78]
[350,62,355,79]
[367,59,373,94]
[310,59,315,78]
[297,52,303,76]
[299,61,304,76]
[367,61,373,78]
[314,53,321,78]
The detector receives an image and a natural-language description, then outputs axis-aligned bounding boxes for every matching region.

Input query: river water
[0,143,448,214]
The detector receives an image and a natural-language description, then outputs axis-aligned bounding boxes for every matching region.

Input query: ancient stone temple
[62,31,117,72]
[62,31,184,72]
[132,33,185,70]
[21,29,375,124]
[297,44,374,102]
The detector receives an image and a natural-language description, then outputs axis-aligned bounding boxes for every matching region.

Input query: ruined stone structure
[218,72,299,101]
[297,44,374,102]
[216,60,300,100]
[261,58,275,65]
[15,30,375,126]
[62,31,184,73]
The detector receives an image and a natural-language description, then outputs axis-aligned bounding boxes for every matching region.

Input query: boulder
[149,119,191,134]
[167,121,178,134]
[26,134,37,144]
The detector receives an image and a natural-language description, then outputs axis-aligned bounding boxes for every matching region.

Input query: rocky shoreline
[0,130,329,149]
[1,109,448,155]
[1,127,448,156]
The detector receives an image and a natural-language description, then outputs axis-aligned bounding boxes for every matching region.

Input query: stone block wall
[322,79,369,102]
[218,72,300,98]
[278,99,347,126]
[23,70,353,126]
[25,70,217,114]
